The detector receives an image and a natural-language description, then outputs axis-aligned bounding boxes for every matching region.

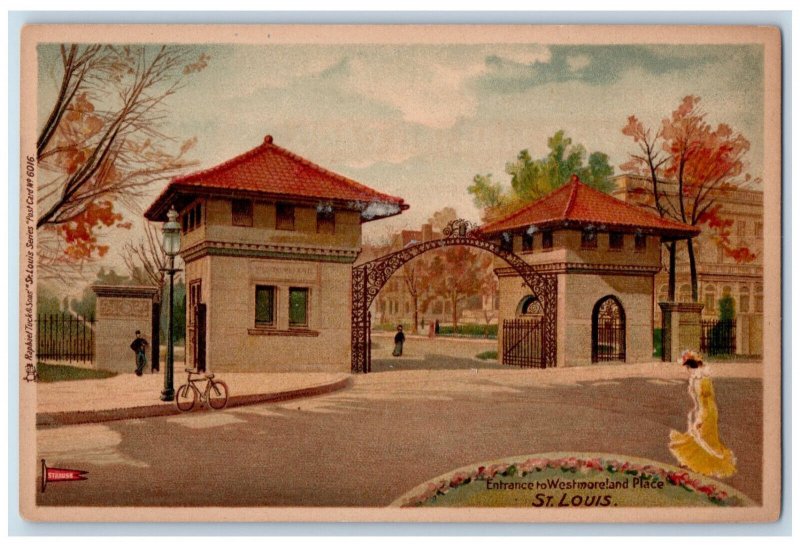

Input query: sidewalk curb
[36,376,352,428]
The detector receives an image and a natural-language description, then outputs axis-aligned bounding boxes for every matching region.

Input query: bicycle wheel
[207,380,229,410]
[175,383,197,412]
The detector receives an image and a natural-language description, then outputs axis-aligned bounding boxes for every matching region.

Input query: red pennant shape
[41,460,88,492]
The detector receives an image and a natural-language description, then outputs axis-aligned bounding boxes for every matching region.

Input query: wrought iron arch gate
[351,220,557,373]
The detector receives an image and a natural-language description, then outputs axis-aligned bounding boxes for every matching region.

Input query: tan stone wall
[497,272,654,367]
[93,290,155,373]
[561,274,654,366]
[201,255,351,373]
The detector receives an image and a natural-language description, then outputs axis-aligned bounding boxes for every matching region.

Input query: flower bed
[395,453,754,508]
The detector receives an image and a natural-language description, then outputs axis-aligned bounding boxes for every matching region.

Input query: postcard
[18,24,782,522]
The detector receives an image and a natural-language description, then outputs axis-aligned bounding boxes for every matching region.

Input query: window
[289,287,309,327]
[755,222,763,238]
[499,233,513,252]
[609,232,624,250]
[704,286,716,314]
[276,203,295,231]
[255,285,275,326]
[755,284,763,313]
[736,220,746,236]
[541,231,553,250]
[195,203,202,227]
[679,284,691,303]
[581,228,597,249]
[634,233,647,251]
[740,285,750,314]
[522,232,533,252]
[316,207,335,234]
[232,199,253,227]
[182,203,203,233]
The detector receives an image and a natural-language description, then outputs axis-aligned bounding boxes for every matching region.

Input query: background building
[612,174,763,356]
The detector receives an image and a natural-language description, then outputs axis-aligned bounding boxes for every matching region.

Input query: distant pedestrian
[392,325,405,357]
[434,319,440,336]
[130,330,149,376]
[428,320,435,338]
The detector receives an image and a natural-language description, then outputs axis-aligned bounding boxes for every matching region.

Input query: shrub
[438,324,498,338]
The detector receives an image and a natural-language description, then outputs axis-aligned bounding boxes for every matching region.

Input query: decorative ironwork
[700,319,736,356]
[351,231,557,373]
[591,296,626,363]
[442,218,482,239]
[502,318,544,368]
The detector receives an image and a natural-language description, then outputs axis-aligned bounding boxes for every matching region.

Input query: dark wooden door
[150,301,160,372]
[195,303,207,372]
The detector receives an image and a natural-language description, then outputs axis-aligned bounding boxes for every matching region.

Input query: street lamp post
[160,206,182,402]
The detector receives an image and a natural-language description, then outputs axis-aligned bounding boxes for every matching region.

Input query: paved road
[36,365,762,508]
[369,333,503,372]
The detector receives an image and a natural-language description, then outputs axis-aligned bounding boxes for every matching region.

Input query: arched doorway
[591,295,626,363]
[351,219,557,373]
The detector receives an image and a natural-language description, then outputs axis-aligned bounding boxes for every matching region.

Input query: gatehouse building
[479,175,700,367]
[145,135,407,373]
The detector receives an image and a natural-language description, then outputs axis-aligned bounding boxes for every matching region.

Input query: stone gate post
[659,302,704,362]
[92,284,159,373]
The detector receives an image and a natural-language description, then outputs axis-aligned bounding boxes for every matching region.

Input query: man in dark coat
[130,330,149,376]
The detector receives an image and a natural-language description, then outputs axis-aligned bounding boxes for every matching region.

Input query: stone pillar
[659,302,704,362]
[736,314,749,355]
[92,285,159,373]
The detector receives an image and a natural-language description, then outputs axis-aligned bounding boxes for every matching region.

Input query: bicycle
[175,368,229,412]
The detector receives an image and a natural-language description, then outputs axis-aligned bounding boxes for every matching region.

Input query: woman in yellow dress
[669,350,737,478]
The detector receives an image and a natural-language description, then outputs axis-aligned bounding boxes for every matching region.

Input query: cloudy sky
[38,41,763,269]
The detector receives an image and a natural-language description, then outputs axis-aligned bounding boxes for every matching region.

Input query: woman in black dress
[392,325,405,357]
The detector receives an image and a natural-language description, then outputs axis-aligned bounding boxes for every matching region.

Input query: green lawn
[37,362,117,383]
[475,350,498,360]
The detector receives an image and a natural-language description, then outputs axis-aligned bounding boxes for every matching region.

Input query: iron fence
[502,318,544,368]
[701,319,736,356]
[36,313,95,363]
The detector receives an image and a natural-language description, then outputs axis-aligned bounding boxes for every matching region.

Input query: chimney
[421,223,433,242]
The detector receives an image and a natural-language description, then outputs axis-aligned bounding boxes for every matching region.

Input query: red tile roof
[478,175,700,238]
[145,135,408,222]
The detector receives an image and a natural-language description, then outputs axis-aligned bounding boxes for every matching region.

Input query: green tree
[469,130,614,221]
[37,284,64,316]
[718,295,736,321]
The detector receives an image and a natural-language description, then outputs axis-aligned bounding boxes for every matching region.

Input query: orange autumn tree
[420,247,495,332]
[37,44,209,280]
[621,95,758,303]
